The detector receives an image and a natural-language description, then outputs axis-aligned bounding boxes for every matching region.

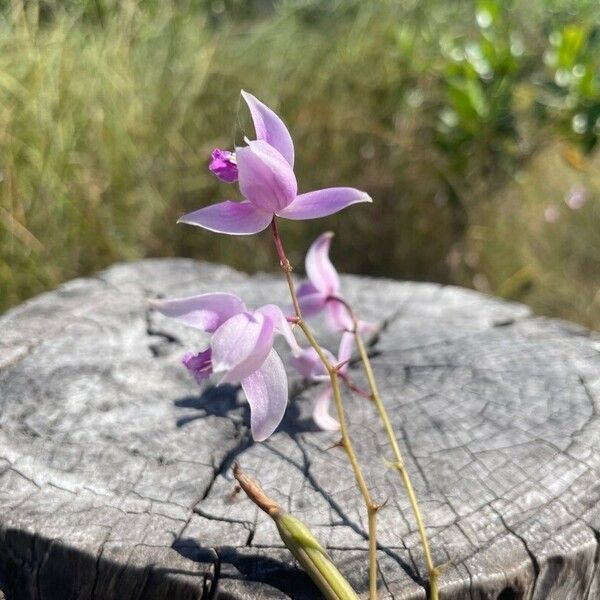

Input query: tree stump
[1,259,598,600]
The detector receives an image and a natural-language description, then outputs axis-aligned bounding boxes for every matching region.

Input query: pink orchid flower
[150,293,299,441]
[181,91,372,235]
[296,232,377,334]
[291,332,354,431]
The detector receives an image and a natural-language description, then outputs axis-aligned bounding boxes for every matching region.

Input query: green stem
[353,331,439,600]
[326,294,439,598]
[270,218,379,600]
[329,368,379,600]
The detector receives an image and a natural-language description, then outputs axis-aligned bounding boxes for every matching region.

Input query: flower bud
[274,512,360,600]
[233,464,359,600]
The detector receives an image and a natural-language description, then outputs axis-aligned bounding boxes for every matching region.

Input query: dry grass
[1,0,598,328]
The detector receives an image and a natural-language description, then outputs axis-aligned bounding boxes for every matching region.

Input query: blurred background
[0,0,598,328]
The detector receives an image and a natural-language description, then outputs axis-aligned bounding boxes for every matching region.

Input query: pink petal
[312,386,340,432]
[358,320,378,336]
[277,187,371,220]
[256,304,301,354]
[241,90,295,166]
[149,293,246,333]
[291,346,332,381]
[211,312,274,384]
[305,232,339,295]
[296,282,328,317]
[297,292,328,317]
[337,331,355,375]
[236,141,297,213]
[325,299,354,332]
[241,349,288,441]
[178,200,272,235]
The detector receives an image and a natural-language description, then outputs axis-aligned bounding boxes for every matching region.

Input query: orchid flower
[150,293,300,441]
[181,91,372,235]
[291,332,354,431]
[296,232,377,334]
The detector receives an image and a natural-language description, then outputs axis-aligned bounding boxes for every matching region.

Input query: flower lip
[209,149,238,183]
[183,349,213,383]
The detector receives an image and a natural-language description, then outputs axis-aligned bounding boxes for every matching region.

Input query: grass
[0,0,598,329]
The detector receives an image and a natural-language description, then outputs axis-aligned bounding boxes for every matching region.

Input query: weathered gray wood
[0,258,598,600]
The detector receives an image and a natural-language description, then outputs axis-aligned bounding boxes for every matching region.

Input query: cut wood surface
[0,259,599,600]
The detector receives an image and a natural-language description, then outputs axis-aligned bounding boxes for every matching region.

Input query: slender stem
[329,370,379,600]
[270,218,379,600]
[271,219,302,318]
[297,320,334,372]
[339,373,372,400]
[326,294,439,598]
[353,331,439,600]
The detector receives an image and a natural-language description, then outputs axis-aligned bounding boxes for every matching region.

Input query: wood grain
[0,259,598,599]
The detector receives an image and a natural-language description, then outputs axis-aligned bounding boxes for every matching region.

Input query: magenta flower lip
[183,349,213,383]
[149,293,299,441]
[179,91,372,235]
[209,149,238,183]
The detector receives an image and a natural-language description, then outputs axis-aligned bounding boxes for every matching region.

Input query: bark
[0,259,598,599]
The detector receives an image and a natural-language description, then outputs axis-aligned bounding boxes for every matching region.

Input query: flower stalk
[325,294,439,599]
[353,331,439,600]
[233,464,361,600]
[270,218,380,600]
[159,90,440,598]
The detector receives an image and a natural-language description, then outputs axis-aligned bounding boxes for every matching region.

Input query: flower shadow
[173,383,323,436]
[174,384,242,427]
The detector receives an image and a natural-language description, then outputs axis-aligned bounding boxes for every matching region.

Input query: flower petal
[211,312,274,384]
[305,232,339,295]
[241,90,295,166]
[297,291,328,317]
[241,349,288,441]
[277,187,371,220]
[291,346,332,380]
[312,386,340,432]
[149,293,246,333]
[296,281,328,317]
[337,331,355,374]
[256,304,301,354]
[358,320,378,336]
[236,141,297,213]
[325,299,354,332]
[178,200,272,235]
